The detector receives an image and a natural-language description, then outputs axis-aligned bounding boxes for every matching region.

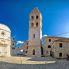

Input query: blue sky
[0,0,69,42]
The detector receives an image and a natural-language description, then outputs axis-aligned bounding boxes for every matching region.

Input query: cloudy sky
[0,0,69,42]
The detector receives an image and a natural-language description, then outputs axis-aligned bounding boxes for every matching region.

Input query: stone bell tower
[27,8,42,57]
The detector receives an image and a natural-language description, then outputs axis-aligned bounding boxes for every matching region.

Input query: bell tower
[27,8,42,57]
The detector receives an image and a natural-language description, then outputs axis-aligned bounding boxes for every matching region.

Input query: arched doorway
[41,46,43,55]
[59,53,62,57]
[33,49,35,55]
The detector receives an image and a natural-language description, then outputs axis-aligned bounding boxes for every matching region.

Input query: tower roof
[30,7,41,15]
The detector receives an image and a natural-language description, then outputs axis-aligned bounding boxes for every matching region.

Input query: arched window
[26,46,28,49]
[49,39,51,42]
[36,15,39,19]
[59,53,62,57]
[36,22,38,27]
[59,43,63,48]
[1,31,5,36]
[27,42,28,45]
[31,16,34,19]
[31,23,34,27]
[33,34,35,38]
[33,49,35,55]
[48,45,51,48]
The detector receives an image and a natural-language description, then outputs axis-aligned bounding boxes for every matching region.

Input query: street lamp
[20,49,23,53]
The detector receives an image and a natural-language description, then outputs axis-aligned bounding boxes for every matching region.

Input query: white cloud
[17,41,24,45]
[43,34,47,37]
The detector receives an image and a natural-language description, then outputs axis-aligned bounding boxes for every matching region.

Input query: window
[26,51,27,53]
[27,42,28,45]
[36,22,38,27]
[33,34,35,38]
[12,47,15,49]
[59,53,62,57]
[31,16,34,19]
[26,46,28,49]
[31,23,34,27]
[48,45,51,48]
[36,15,39,19]
[1,31,5,36]
[59,43,62,48]
[49,39,51,42]
[33,49,35,55]
[12,43,14,45]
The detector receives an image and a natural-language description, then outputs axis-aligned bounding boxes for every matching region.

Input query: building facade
[27,8,42,57]
[0,24,11,56]
[43,36,63,56]
[19,40,28,55]
[43,36,69,58]
[51,38,69,58]
[11,37,17,56]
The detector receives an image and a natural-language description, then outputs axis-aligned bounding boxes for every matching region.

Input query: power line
[53,32,69,36]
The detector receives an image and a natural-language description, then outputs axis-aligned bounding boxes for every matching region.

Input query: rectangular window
[36,22,38,27]
[49,39,51,42]
[31,23,34,27]
[59,53,62,57]
[59,43,62,48]
[36,15,38,19]
[33,34,35,38]
[31,16,34,19]
[27,42,28,45]
[26,46,28,49]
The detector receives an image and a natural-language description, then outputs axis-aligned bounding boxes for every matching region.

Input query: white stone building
[0,24,11,56]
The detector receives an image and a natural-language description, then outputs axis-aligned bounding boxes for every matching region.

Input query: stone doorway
[33,49,35,55]
[59,53,62,57]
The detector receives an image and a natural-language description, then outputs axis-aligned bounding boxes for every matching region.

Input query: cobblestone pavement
[0,57,69,69]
